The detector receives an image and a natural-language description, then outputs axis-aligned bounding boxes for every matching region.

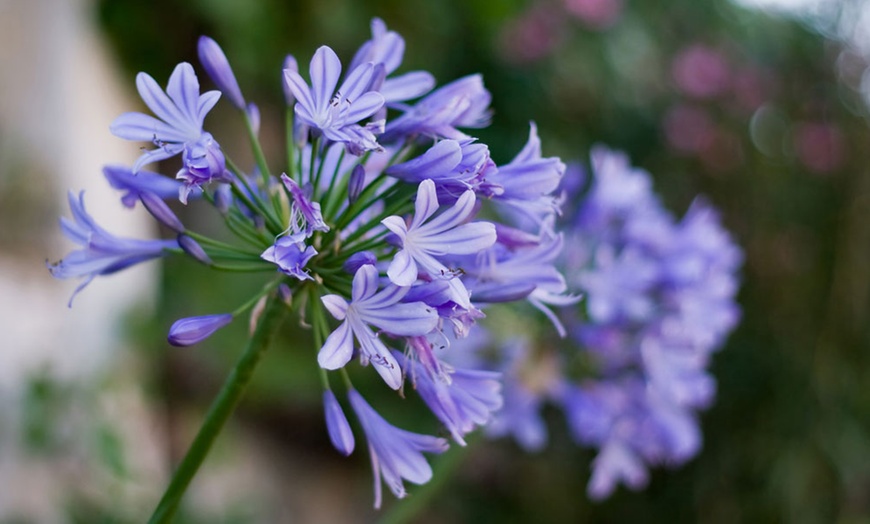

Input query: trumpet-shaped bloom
[48,191,178,306]
[283,46,385,153]
[382,74,492,141]
[401,348,503,446]
[348,389,449,509]
[318,264,439,389]
[261,233,317,281]
[110,62,228,203]
[382,179,496,309]
[349,18,435,105]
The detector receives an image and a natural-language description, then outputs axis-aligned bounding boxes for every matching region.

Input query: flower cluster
[48,18,574,508]
[462,146,742,499]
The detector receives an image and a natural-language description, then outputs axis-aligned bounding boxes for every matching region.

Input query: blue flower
[283,46,385,154]
[260,233,317,281]
[400,344,502,446]
[349,18,435,106]
[110,62,228,203]
[381,179,496,309]
[48,191,178,306]
[382,75,492,142]
[348,389,448,509]
[318,264,439,389]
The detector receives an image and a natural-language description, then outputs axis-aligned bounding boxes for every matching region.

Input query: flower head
[283,46,386,154]
[318,264,439,389]
[110,63,228,203]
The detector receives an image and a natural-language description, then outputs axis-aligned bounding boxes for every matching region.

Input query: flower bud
[348,164,366,205]
[168,313,233,346]
[323,390,355,456]
[198,36,245,109]
[178,234,213,265]
[282,54,299,107]
[139,191,184,233]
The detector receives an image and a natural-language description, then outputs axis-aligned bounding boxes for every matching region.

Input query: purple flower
[588,440,649,499]
[48,191,178,306]
[283,46,385,153]
[493,122,565,202]
[110,63,229,203]
[103,165,186,232]
[281,174,329,234]
[318,264,439,389]
[381,179,496,309]
[386,140,498,201]
[349,18,435,106]
[198,36,245,110]
[103,165,184,207]
[348,389,449,508]
[382,75,492,142]
[260,233,317,281]
[323,390,355,456]
[167,313,233,346]
[401,347,502,446]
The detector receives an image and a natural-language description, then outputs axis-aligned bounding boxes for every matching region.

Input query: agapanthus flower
[348,389,449,509]
[260,233,317,281]
[382,74,492,141]
[349,18,435,106]
[318,264,439,389]
[48,191,178,305]
[110,62,229,203]
[283,46,386,153]
[381,179,496,309]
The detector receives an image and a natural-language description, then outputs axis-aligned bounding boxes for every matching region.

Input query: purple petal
[381,71,435,103]
[318,320,354,370]
[109,112,191,143]
[386,249,417,286]
[351,264,380,302]
[321,294,349,320]
[345,91,385,123]
[310,46,342,110]
[283,68,315,113]
[411,179,440,229]
[415,222,496,255]
[166,62,202,125]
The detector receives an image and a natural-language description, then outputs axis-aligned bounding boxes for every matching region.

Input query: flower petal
[318,320,354,370]
[310,46,342,110]
[386,249,417,286]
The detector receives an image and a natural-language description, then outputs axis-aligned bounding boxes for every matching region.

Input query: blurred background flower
[2,0,870,522]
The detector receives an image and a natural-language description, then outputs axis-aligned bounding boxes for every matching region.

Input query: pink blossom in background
[731,66,775,113]
[793,122,846,174]
[499,5,566,64]
[662,104,716,154]
[563,0,624,29]
[671,44,730,99]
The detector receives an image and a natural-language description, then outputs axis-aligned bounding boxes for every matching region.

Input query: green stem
[148,294,287,523]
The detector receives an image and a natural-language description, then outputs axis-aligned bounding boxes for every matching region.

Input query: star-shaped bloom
[260,233,317,281]
[348,389,449,509]
[318,264,439,389]
[48,191,178,306]
[381,179,496,309]
[110,63,229,203]
[283,46,385,154]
